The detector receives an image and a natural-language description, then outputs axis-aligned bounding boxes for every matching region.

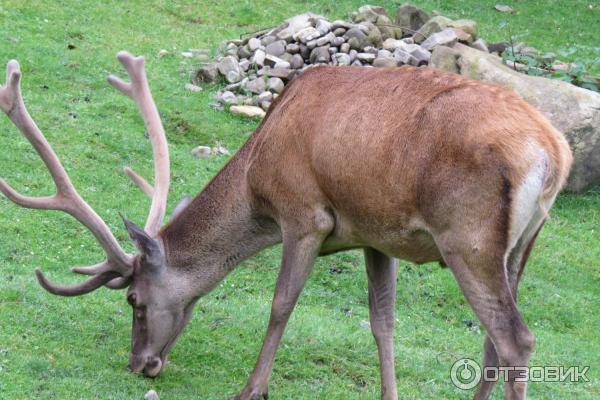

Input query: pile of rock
[195,5,487,115]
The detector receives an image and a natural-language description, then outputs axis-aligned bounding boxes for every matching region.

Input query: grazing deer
[0,51,572,400]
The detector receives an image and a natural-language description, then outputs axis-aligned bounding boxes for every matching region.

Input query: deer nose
[143,356,163,378]
[128,353,146,374]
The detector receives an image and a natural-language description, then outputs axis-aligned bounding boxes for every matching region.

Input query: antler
[0,51,170,296]
[108,52,169,237]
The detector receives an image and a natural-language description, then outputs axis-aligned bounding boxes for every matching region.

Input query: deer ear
[121,215,163,266]
[170,194,191,220]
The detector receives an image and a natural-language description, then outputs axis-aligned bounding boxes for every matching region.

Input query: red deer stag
[0,52,572,400]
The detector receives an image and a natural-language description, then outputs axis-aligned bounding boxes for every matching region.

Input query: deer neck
[159,146,280,293]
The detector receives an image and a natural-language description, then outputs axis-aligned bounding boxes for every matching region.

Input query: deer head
[0,52,193,377]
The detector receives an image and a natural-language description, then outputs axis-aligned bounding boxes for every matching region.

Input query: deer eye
[127,293,137,306]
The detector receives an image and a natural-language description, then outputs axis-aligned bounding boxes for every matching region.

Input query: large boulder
[430,43,600,192]
[395,4,431,33]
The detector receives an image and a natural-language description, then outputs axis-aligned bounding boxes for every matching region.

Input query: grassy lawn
[0,1,599,399]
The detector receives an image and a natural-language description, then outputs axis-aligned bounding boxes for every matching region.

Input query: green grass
[0,1,599,399]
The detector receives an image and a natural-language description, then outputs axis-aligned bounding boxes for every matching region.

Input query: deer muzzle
[128,353,164,378]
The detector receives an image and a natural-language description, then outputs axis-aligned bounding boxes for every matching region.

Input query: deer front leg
[234,217,332,400]
[364,248,399,400]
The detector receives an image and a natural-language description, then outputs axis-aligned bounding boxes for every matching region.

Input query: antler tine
[35,268,122,297]
[0,59,133,296]
[108,51,169,237]
[123,166,154,198]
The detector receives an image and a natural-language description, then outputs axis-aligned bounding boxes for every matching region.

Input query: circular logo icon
[450,358,482,390]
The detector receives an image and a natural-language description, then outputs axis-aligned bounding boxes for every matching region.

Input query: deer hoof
[231,391,268,400]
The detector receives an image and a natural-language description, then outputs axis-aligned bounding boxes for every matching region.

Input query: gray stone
[357,52,376,62]
[363,46,379,55]
[414,15,452,44]
[305,39,317,50]
[374,14,402,40]
[316,32,335,47]
[300,44,311,60]
[310,46,331,64]
[230,105,265,118]
[409,46,431,65]
[294,27,321,43]
[278,52,293,63]
[265,40,286,57]
[361,21,383,48]
[332,36,345,47]
[275,13,324,42]
[220,91,238,104]
[331,20,352,30]
[333,27,347,36]
[382,38,404,51]
[261,35,277,46]
[267,77,285,93]
[238,59,250,72]
[373,57,398,67]
[452,28,474,44]
[286,43,300,54]
[224,43,238,57]
[352,5,389,24]
[347,37,362,51]
[429,45,459,73]
[393,48,416,65]
[351,60,363,66]
[248,37,261,51]
[237,45,252,59]
[274,61,291,69]
[144,389,160,400]
[348,49,358,62]
[225,69,244,83]
[333,53,351,65]
[257,91,273,104]
[244,78,265,94]
[315,19,332,35]
[471,38,489,52]
[264,54,285,67]
[377,49,393,59]
[340,43,350,53]
[402,37,415,44]
[290,54,304,69]
[344,28,369,50]
[261,101,272,111]
[431,44,600,191]
[258,67,296,80]
[195,63,219,83]
[251,49,266,67]
[421,29,458,51]
[395,4,431,33]
[448,19,478,38]
[329,47,338,55]
[217,56,243,83]
[494,4,514,13]
[224,78,246,92]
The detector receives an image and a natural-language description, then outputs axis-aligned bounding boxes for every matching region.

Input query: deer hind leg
[233,209,334,400]
[436,230,536,400]
[364,248,399,400]
[472,219,545,400]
